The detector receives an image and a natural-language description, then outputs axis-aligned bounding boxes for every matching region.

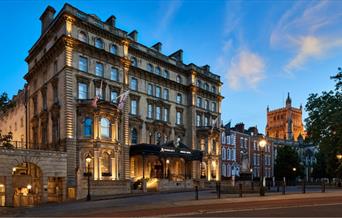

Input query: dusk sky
[0,0,341,133]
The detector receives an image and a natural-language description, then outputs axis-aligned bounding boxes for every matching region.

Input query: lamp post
[336,154,342,186]
[292,167,297,186]
[259,138,266,196]
[85,154,92,201]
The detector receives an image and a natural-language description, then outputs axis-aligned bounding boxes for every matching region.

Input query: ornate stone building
[0,4,223,205]
[265,93,305,141]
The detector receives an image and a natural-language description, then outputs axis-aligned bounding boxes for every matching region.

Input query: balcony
[0,141,66,151]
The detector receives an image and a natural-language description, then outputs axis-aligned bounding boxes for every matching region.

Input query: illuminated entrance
[12,162,42,207]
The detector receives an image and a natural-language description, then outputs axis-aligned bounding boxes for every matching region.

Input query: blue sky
[0,0,341,133]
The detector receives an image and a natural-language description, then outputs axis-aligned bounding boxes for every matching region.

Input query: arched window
[176,75,182,84]
[163,70,169,79]
[222,164,227,177]
[110,44,117,54]
[131,128,138,144]
[155,67,161,75]
[147,63,154,73]
[95,38,104,49]
[84,117,92,137]
[204,83,209,90]
[100,118,110,138]
[196,80,202,88]
[78,31,88,43]
[212,86,216,93]
[131,57,137,67]
[101,152,111,175]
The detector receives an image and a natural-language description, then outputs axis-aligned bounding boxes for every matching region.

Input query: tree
[305,68,342,178]
[0,92,15,113]
[275,145,302,183]
[0,130,13,148]
[311,151,327,179]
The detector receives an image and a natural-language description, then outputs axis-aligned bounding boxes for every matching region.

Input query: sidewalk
[4,189,342,217]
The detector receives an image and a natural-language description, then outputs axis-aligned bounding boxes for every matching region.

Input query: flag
[211,116,218,132]
[91,80,103,108]
[117,90,130,110]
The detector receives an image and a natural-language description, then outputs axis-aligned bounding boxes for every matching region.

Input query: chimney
[152,42,162,52]
[106,15,116,28]
[40,6,56,34]
[128,30,138,41]
[169,49,183,62]
[235,123,245,133]
[203,65,210,72]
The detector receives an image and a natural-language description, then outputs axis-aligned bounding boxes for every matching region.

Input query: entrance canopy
[130,141,202,161]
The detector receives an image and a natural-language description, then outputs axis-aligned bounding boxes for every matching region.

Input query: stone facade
[0,3,223,204]
[266,93,305,141]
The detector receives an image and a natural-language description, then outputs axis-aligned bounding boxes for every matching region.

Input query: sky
[0,0,341,133]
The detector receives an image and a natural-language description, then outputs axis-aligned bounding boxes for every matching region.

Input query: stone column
[94,151,99,180]
[42,176,48,203]
[5,175,13,207]
[141,122,146,143]
[94,115,99,140]
[99,157,102,180]
[207,159,211,181]
[111,123,116,142]
[111,157,116,180]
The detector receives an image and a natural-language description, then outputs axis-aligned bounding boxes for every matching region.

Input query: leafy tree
[311,151,327,179]
[0,92,15,112]
[0,130,13,148]
[305,68,342,178]
[275,145,302,183]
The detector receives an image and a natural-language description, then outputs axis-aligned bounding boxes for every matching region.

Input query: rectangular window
[163,108,169,122]
[147,104,153,118]
[156,106,161,120]
[196,114,201,126]
[163,89,169,100]
[196,97,202,107]
[147,84,153,96]
[204,116,209,126]
[79,56,88,72]
[111,67,118,81]
[111,91,118,103]
[78,82,88,99]
[130,78,138,91]
[155,86,161,98]
[53,84,58,103]
[96,62,104,77]
[176,111,182,125]
[131,99,137,115]
[205,100,209,110]
[95,87,103,99]
[212,102,217,112]
[176,94,182,104]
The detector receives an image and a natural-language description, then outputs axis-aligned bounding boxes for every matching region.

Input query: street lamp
[166,159,170,179]
[85,154,92,201]
[259,138,266,196]
[337,154,342,160]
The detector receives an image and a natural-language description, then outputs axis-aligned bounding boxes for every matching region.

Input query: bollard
[302,180,306,194]
[195,186,199,200]
[321,181,325,193]
[239,183,243,197]
[282,181,286,195]
[216,182,221,199]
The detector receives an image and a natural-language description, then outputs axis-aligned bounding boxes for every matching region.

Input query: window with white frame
[204,116,209,126]
[95,86,103,99]
[163,108,169,122]
[222,147,226,160]
[131,99,137,115]
[100,118,110,138]
[196,114,201,126]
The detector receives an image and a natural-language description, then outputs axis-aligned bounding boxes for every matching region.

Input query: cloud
[227,49,265,90]
[271,1,342,71]
[155,0,182,36]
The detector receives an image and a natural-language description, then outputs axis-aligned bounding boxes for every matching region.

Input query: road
[6,189,342,217]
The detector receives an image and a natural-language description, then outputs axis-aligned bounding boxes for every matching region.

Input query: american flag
[117,90,130,110]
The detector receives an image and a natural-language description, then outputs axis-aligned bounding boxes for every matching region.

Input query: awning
[129,142,203,161]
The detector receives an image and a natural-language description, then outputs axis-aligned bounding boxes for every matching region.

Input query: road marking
[164,202,342,217]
